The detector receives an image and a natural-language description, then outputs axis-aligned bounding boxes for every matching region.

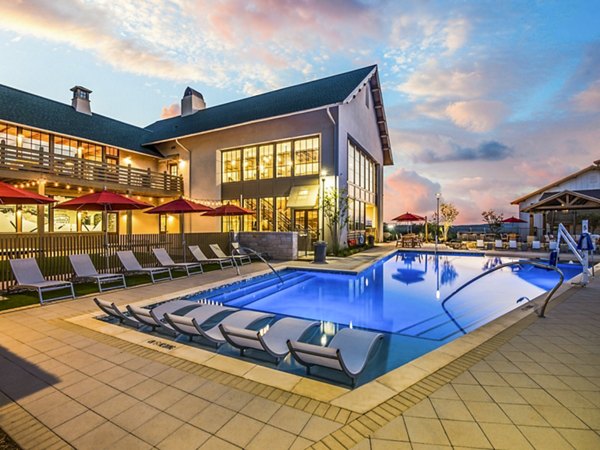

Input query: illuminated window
[276,142,292,177]
[243,147,257,180]
[0,206,16,232]
[222,149,241,183]
[294,137,319,176]
[259,144,274,179]
[276,197,291,231]
[106,146,119,164]
[0,122,18,147]
[81,142,102,161]
[53,196,78,232]
[54,136,78,157]
[260,198,274,231]
[159,214,167,233]
[243,198,257,231]
[221,199,241,231]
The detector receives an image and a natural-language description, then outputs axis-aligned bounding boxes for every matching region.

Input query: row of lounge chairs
[94,298,383,386]
[8,243,250,303]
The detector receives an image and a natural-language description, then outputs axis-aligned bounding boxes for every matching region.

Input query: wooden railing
[0,232,230,291]
[0,144,183,194]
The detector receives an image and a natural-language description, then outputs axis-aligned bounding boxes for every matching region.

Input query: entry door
[294,209,318,239]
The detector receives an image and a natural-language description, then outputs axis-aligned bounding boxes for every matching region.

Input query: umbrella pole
[103,207,109,272]
[180,212,186,263]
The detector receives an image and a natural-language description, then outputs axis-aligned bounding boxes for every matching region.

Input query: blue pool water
[180,252,582,384]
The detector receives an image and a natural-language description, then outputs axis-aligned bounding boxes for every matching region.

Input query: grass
[0,263,224,312]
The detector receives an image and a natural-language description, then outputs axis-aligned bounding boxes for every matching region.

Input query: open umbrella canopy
[57,190,152,211]
[502,216,527,223]
[203,203,253,216]
[393,212,426,222]
[0,181,56,205]
[144,197,213,215]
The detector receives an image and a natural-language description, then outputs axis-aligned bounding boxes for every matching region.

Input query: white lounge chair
[210,243,251,266]
[287,328,383,387]
[164,304,237,341]
[152,248,203,277]
[476,239,485,250]
[117,250,172,283]
[69,254,126,292]
[94,298,140,327]
[508,240,518,250]
[172,309,274,348]
[494,240,504,250]
[220,317,319,362]
[126,299,202,334]
[9,258,75,304]
[532,240,541,250]
[188,245,234,270]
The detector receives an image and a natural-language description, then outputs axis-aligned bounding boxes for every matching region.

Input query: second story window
[0,122,18,147]
[243,147,257,180]
[259,144,274,179]
[276,142,292,177]
[294,137,319,176]
[105,146,119,164]
[81,142,102,161]
[54,136,78,157]
[21,128,50,152]
[222,149,241,183]
[168,162,178,177]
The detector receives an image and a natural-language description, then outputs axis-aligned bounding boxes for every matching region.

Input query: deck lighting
[124,156,132,166]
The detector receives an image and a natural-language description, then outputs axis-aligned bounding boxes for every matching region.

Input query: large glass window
[243,198,257,231]
[260,198,274,231]
[347,140,377,231]
[53,196,78,232]
[81,142,102,161]
[221,199,241,232]
[21,205,49,233]
[21,128,50,152]
[0,122,18,147]
[259,144,274,179]
[276,197,291,231]
[222,150,241,183]
[0,206,16,232]
[243,147,257,180]
[54,136,78,157]
[294,137,319,176]
[276,142,292,177]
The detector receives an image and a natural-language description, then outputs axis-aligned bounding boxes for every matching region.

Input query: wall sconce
[178,159,186,169]
[123,156,132,166]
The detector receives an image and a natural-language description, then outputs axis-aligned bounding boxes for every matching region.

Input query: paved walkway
[0,247,598,449]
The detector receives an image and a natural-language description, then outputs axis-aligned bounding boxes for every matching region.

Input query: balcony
[0,144,182,196]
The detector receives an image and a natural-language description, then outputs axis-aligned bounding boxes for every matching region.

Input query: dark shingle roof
[0,84,161,157]
[144,65,377,143]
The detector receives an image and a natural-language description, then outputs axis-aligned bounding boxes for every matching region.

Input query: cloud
[419,141,513,163]
[160,103,180,119]
[443,18,470,53]
[383,169,441,221]
[445,100,509,132]
[572,80,600,113]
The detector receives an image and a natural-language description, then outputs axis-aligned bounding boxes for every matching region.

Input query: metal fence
[0,232,230,291]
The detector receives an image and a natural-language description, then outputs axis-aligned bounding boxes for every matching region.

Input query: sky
[0,0,599,224]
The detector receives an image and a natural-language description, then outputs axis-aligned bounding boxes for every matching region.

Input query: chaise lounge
[117,250,172,283]
[70,254,126,292]
[287,328,383,387]
[126,299,202,334]
[9,258,75,304]
[152,248,203,277]
[210,243,251,266]
[93,298,140,327]
[188,245,234,270]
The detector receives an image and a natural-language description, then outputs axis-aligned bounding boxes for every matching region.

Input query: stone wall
[237,232,298,261]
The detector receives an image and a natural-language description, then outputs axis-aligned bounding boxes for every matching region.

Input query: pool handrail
[440,261,565,331]
[232,245,284,285]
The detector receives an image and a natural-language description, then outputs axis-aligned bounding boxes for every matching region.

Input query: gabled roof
[144,65,393,164]
[511,160,600,204]
[522,189,600,212]
[0,84,161,158]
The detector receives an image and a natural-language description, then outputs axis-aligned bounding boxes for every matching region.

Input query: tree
[322,187,349,254]
[482,210,504,235]
[440,202,459,241]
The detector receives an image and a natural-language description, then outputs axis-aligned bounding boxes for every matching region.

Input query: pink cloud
[384,169,441,221]
[572,80,600,112]
[160,103,180,119]
[445,100,509,132]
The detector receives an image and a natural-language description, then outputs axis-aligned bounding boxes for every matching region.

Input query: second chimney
[71,86,92,115]
[181,87,205,117]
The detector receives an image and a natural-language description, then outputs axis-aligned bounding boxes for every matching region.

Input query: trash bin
[367,235,375,247]
[313,241,327,263]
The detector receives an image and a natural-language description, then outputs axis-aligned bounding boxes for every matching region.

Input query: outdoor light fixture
[178,159,186,169]
[123,156,132,166]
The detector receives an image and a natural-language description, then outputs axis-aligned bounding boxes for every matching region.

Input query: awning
[287,185,320,208]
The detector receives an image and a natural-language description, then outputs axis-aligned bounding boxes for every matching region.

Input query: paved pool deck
[0,244,598,449]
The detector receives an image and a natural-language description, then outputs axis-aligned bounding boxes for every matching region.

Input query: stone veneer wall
[237,232,298,261]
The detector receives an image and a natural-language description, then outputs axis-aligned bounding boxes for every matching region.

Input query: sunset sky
[0,0,598,224]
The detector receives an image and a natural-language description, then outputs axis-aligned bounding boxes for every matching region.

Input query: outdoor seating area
[395,233,423,248]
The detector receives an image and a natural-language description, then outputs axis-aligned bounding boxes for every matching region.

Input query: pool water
[182,252,582,384]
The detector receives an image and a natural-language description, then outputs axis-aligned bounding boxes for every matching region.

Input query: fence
[0,232,229,291]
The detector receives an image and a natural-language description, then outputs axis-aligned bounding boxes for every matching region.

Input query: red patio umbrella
[502,216,527,223]
[393,212,426,234]
[145,197,213,262]
[202,203,254,217]
[0,181,56,205]
[57,189,152,268]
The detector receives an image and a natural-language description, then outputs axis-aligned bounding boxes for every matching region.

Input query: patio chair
[287,328,383,387]
[220,317,319,363]
[532,240,541,250]
[169,309,274,348]
[152,248,203,277]
[476,239,485,250]
[188,245,234,270]
[210,243,251,266]
[494,240,504,250]
[93,298,140,327]
[9,258,75,304]
[116,250,172,283]
[164,304,237,341]
[508,240,518,250]
[69,254,126,292]
[126,299,202,334]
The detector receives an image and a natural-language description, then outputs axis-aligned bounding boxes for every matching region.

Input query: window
[243,198,257,231]
[0,122,18,147]
[259,144,274,179]
[222,150,241,183]
[276,197,291,231]
[221,199,241,232]
[54,136,78,157]
[106,146,119,164]
[260,198,274,231]
[347,140,377,231]
[243,147,257,180]
[21,128,50,156]
[0,206,16,232]
[81,142,102,161]
[53,196,78,232]
[168,163,178,177]
[276,142,292,177]
[294,137,319,176]
[159,214,168,233]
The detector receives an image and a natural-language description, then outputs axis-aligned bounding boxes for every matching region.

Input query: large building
[0,65,393,247]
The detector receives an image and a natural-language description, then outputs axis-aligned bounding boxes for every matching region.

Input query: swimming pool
[162,252,582,384]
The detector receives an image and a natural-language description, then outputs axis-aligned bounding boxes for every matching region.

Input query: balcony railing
[0,144,183,194]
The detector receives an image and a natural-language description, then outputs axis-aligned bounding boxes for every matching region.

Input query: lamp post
[435,192,441,253]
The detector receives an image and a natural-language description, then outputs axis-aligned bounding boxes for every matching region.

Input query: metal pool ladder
[440,261,565,332]
[232,246,284,285]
